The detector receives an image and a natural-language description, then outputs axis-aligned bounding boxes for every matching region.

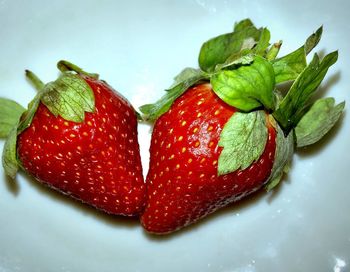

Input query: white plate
[0,1,349,271]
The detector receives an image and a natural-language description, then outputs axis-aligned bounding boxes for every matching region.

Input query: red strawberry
[141,84,276,233]
[140,19,344,233]
[1,61,145,216]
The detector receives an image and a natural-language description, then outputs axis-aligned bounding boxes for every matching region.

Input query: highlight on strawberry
[0,61,146,216]
[140,19,345,234]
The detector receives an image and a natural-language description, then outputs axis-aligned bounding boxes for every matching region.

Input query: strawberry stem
[25,70,45,91]
[57,60,99,79]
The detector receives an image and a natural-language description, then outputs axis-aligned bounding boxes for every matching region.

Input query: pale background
[0,0,349,271]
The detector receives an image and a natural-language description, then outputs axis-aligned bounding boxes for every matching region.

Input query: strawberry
[141,83,276,233]
[1,61,145,216]
[140,19,344,234]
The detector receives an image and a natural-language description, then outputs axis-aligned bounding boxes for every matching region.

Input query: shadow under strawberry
[13,172,140,228]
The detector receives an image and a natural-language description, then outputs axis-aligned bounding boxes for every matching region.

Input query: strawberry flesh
[141,83,276,233]
[17,76,146,216]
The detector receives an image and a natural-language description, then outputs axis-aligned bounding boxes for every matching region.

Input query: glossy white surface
[0,0,349,271]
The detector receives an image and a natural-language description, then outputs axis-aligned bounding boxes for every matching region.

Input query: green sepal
[213,27,270,71]
[273,51,338,134]
[265,118,294,191]
[0,98,25,138]
[57,60,99,79]
[2,126,19,179]
[140,69,208,121]
[272,47,306,83]
[173,68,200,84]
[2,92,43,179]
[305,26,323,55]
[41,72,95,123]
[2,88,42,179]
[17,92,42,134]
[253,27,271,56]
[272,26,322,84]
[218,110,268,175]
[198,19,262,72]
[211,55,276,112]
[266,41,282,61]
[233,18,255,32]
[295,98,345,147]
[214,51,254,71]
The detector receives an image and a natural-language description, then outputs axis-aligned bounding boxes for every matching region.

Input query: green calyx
[140,18,344,189]
[139,19,331,122]
[1,60,97,178]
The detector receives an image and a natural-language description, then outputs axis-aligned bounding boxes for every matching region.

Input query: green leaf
[218,111,268,175]
[253,27,271,56]
[199,22,262,72]
[169,67,203,89]
[265,119,294,191]
[305,26,323,55]
[273,51,338,134]
[140,71,207,121]
[272,46,306,84]
[272,26,322,84]
[41,73,95,123]
[295,98,345,147]
[2,126,19,178]
[0,98,25,138]
[214,51,254,71]
[211,55,276,111]
[266,41,282,61]
[2,92,43,179]
[233,18,255,32]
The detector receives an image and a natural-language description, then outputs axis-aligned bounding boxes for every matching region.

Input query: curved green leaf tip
[57,60,99,79]
[25,70,45,91]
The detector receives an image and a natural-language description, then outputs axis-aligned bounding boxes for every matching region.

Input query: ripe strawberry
[141,84,276,233]
[1,61,145,216]
[140,19,344,234]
